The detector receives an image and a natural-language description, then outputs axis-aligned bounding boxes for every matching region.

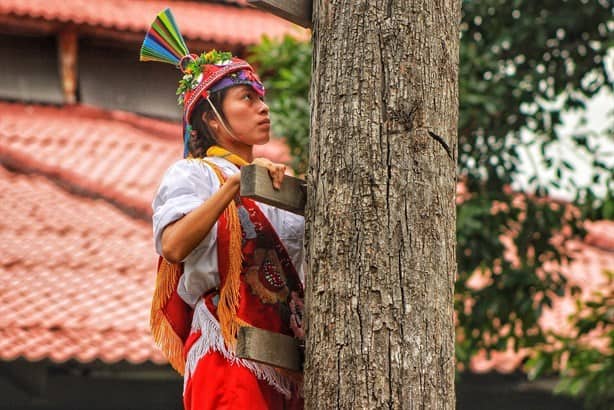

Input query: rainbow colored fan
[140,8,190,67]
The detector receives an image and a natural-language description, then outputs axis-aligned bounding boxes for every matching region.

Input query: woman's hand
[251,157,286,190]
[289,291,305,341]
[160,158,286,263]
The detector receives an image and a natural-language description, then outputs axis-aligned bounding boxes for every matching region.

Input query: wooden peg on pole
[240,164,307,215]
[236,327,303,372]
[248,0,312,28]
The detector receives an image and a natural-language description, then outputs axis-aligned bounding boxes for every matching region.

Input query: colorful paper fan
[140,8,189,66]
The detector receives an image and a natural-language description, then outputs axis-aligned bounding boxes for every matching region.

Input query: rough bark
[304,1,460,409]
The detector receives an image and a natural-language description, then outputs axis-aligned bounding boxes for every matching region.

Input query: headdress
[140,8,265,157]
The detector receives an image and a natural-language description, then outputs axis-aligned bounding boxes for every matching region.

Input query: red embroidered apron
[184,196,304,410]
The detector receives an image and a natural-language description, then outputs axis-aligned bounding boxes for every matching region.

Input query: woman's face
[214,85,270,147]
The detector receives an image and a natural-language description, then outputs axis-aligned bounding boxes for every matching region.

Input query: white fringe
[184,299,294,399]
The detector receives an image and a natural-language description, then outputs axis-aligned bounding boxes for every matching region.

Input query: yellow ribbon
[206,145,249,167]
[203,145,248,351]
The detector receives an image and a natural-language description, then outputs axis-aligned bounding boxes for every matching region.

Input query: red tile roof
[0,0,308,46]
[468,221,614,373]
[0,102,297,218]
[0,102,181,218]
[0,0,306,45]
[0,166,165,365]
[218,0,250,5]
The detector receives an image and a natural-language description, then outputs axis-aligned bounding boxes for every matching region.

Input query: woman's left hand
[289,291,305,341]
[251,157,286,190]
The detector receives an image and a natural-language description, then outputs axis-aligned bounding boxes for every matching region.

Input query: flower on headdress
[204,50,216,63]
[175,50,237,102]
[200,50,232,65]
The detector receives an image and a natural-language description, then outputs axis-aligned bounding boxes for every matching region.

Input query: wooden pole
[304,1,459,408]
[58,29,78,105]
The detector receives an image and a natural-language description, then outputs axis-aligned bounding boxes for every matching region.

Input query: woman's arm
[160,158,286,263]
[160,172,240,263]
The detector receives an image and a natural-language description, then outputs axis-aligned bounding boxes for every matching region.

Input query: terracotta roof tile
[0,0,307,46]
[0,166,165,365]
[0,102,181,217]
[584,220,614,251]
[0,102,299,217]
[469,223,614,373]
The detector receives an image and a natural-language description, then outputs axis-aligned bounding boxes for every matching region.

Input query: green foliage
[249,0,613,406]
[457,2,612,405]
[456,195,579,356]
[578,178,614,221]
[176,50,234,104]
[526,271,614,409]
[459,0,612,192]
[249,36,312,173]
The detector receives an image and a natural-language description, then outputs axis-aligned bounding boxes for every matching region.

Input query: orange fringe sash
[150,258,188,374]
[150,154,248,374]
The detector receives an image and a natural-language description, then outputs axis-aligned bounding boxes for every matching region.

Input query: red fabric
[216,197,303,336]
[236,279,286,332]
[181,169,305,409]
[157,257,193,343]
[183,58,254,130]
[183,347,303,410]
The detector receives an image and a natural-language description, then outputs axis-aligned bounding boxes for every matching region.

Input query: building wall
[0,361,182,410]
[0,34,64,104]
[79,38,182,121]
[0,33,182,121]
[456,373,583,410]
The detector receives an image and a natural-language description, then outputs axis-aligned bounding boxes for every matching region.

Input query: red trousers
[183,334,303,410]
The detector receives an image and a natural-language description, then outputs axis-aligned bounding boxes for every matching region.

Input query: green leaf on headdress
[174,49,236,105]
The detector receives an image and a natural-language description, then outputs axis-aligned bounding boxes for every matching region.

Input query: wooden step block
[236,326,303,372]
[240,164,307,215]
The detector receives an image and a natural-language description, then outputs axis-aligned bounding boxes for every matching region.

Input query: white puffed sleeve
[152,157,306,306]
[152,159,220,257]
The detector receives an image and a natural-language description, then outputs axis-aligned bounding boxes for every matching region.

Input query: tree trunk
[304,1,460,409]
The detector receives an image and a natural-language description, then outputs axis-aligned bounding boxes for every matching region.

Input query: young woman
[141,11,305,410]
